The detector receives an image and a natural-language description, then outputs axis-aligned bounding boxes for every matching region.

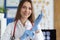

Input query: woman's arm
[35,29,45,40]
[33,25,45,40]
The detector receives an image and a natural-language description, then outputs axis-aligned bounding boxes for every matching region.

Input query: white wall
[0,13,7,37]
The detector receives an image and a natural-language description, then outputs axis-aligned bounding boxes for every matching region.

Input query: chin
[23,16,28,18]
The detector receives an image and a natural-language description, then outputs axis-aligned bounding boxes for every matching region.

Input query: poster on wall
[32,0,54,29]
[6,0,20,7]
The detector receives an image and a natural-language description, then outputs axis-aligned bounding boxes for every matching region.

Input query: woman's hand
[35,29,40,33]
[20,30,34,40]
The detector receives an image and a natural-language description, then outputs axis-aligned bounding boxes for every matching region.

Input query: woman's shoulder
[8,21,15,26]
[7,21,15,29]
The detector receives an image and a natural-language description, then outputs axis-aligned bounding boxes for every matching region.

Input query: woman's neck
[20,17,27,26]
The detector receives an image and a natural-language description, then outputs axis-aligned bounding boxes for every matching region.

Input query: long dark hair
[15,0,35,23]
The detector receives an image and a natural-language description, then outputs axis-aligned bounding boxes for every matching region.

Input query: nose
[25,8,29,13]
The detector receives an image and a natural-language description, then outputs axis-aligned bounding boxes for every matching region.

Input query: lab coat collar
[17,20,32,30]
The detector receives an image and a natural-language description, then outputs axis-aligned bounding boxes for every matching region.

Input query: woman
[2,0,45,40]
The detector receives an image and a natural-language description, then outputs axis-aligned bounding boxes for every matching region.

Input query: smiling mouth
[24,13,29,16]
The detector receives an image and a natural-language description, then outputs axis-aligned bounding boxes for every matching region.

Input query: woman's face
[20,1,32,19]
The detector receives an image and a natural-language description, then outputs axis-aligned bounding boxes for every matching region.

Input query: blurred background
[0,0,60,40]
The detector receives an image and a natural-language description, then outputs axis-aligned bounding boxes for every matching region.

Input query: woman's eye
[29,8,32,10]
[22,6,26,9]
[22,6,32,10]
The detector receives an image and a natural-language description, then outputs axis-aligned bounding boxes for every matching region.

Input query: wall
[54,0,60,40]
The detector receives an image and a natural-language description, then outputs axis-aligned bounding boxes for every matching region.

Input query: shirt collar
[17,20,32,30]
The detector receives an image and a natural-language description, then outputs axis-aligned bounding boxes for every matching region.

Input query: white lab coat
[1,20,45,40]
